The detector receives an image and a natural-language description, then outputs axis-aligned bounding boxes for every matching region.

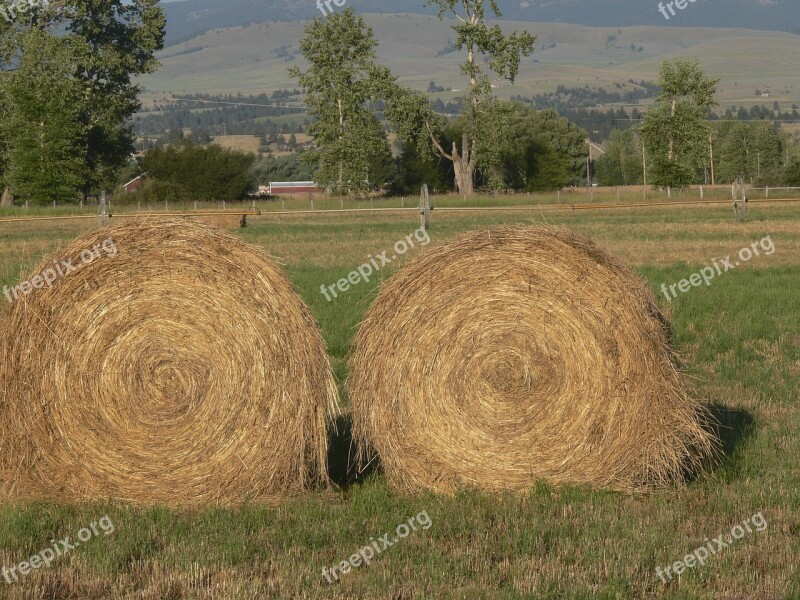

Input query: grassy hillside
[158,0,800,47]
[140,15,800,108]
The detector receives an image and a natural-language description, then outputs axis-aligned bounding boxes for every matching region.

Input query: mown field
[0,199,798,598]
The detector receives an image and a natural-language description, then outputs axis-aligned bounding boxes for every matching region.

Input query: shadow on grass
[327,406,755,489]
[706,403,756,460]
[327,415,382,489]
[690,403,757,485]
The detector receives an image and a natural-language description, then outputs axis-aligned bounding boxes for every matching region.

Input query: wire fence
[1,186,800,222]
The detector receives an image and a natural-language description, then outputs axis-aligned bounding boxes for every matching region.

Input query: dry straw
[0,218,339,506]
[350,225,716,494]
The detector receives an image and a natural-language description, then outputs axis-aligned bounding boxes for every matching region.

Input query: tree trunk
[1,187,12,207]
[452,134,476,196]
[668,99,677,161]
[337,97,345,192]
[427,128,477,196]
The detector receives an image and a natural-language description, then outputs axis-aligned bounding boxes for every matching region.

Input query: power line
[166,97,309,110]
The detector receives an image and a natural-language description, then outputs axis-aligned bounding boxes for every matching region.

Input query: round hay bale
[0,218,339,506]
[349,225,715,494]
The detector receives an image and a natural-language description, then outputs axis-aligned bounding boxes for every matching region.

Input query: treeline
[136,98,308,138]
[512,81,659,110]
[596,120,800,187]
[137,105,800,199]
[124,103,592,202]
[716,103,800,123]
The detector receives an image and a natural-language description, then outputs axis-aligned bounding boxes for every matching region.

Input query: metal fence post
[100,191,108,225]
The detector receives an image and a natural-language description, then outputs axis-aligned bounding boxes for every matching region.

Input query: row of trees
[595,60,799,188]
[127,104,589,203]
[290,5,798,196]
[0,0,165,205]
[597,120,798,187]
[4,0,797,202]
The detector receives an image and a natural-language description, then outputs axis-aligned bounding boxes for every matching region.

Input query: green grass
[0,203,799,597]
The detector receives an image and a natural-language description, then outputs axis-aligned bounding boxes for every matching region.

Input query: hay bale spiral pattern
[0,219,339,506]
[350,225,715,494]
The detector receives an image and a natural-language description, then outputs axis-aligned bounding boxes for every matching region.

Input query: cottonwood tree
[67,0,165,193]
[0,0,165,202]
[386,0,535,195]
[639,60,718,188]
[0,30,86,204]
[290,9,394,195]
[502,106,588,190]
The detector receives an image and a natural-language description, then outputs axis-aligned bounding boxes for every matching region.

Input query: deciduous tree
[290,9,393,195]
[140,141,255,201]
[639,60,718,188]
[0,30,86,204]
[0,0,165,201]
[385,0,535,195]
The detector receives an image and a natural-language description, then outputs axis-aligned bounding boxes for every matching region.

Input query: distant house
[268,181,321,195]
[123,173,147,193]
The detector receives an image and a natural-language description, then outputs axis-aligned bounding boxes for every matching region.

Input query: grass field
[0,200,799,598]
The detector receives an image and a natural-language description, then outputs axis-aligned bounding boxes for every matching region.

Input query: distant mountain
[161,0,800,47]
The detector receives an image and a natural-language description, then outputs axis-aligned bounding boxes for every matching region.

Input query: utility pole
[709,133,716,186]
[642,143,647,188]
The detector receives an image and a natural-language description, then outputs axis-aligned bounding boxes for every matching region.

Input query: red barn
[268,181,321,195]
[123,173,147,193]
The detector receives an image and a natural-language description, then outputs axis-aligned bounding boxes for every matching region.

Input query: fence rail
[3,186,800,223]
[1,196,799,226]
[0,210,260,225]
